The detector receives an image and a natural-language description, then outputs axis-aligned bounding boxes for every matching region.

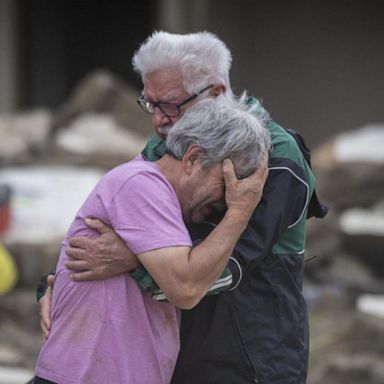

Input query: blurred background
[0,0,383,383]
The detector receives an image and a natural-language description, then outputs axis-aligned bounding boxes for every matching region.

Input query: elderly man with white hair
[37,31,326,384]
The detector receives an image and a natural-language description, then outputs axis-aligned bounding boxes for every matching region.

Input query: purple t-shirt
[35,156,192,384]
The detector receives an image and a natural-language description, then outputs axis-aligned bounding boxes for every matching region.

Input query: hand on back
[65,218,138,282]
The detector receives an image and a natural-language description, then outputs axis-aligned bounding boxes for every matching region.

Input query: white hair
[132,31,233,96]
[166,94,271,179]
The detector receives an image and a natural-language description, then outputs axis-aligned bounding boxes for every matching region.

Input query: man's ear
[182,145,204,174]
[209,84,226,97]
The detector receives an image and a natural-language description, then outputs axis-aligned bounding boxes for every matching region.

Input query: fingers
[260,150,269,168]
[249,160,269,183]
[259,151,270,178]
[47,274,55,287]
[39,293,52,341]
[66,243,87,259]
[70,270,99,282]
[84,218,112,234]
[40,318,50,341]
[65,260,90,272]
[222,152,269,217]
[67,218,113,253]
[222,159,236,188]
[245,151,269,185]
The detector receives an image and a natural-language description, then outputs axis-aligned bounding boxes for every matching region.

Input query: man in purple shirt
[34,97,269,383]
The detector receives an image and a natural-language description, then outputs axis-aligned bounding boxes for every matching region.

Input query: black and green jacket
[142,98,326,384]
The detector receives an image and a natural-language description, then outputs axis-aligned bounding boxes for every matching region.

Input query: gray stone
[339,201,384,276]
[55,112,147,168]
[0,110,52,164]
[0,365,34,384]
[312,126,384,211]
[53,70,153,138]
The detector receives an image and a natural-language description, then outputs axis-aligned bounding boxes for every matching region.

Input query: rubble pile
[0,110,52,165]
[305,123,384,383]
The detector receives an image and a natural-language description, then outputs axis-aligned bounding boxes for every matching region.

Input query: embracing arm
[137,159,268,309]
[64,218,139,280]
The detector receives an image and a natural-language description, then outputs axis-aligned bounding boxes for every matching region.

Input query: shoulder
[267,121,304,164]
[247,96,306,166]
[268,121,315,180]
[103,156,162,184]
[98,156,175,203]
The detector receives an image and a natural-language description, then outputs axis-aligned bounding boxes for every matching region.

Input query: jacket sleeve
[227,157,309,287]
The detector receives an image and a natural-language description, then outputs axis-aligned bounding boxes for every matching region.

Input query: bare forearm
[138,209,251,309]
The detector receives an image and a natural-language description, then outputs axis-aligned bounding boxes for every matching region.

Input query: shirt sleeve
[107,171,192,255]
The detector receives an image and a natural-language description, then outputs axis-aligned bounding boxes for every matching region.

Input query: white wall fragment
[357,294,384,319]
[0,365,33,384]
[334,124,384,163]
[339,201,384,236]
[56,113,146,157]
[0,166,104,244]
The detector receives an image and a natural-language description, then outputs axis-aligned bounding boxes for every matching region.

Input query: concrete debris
[338,202,384,277]
[334,124,384,163]
[56,112,146,157]
[357,295,384,319]
[0,366,34,384]
[0,110,52,164]
[340,202,384,236]
[52,70,153,137]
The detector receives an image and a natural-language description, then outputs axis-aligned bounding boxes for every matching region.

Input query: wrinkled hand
[223,153,269,220]
[65,218,139,281]
[39,274,55,341]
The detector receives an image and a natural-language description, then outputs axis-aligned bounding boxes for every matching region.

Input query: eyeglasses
[137,84,213,118]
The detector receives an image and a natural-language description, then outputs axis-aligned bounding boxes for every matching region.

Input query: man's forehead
[142,87,185,102]
[142,70,187,101]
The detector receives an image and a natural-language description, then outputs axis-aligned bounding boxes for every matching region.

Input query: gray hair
[166,95,271,179]
[132,31,233,97]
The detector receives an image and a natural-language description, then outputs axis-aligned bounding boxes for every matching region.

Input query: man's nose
[152,108,169,128]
